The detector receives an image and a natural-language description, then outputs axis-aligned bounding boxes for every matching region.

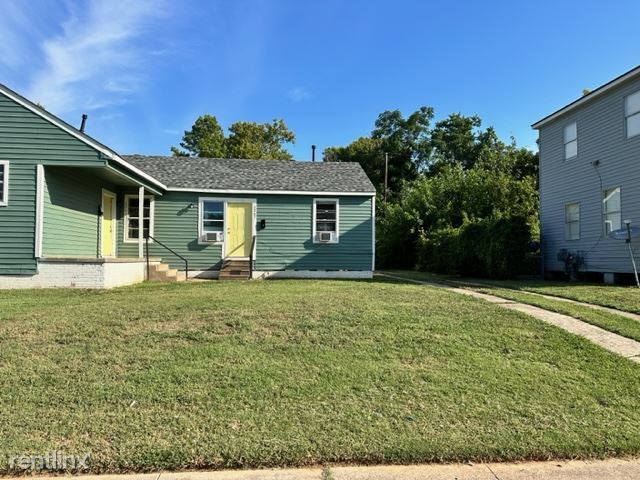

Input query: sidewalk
[13,458,640,480]
[382,273,640,363]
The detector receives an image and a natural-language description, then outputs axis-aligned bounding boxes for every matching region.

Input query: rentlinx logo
[9,451,90,471]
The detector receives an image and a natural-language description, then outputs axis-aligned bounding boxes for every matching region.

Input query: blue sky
[1,0,639,160]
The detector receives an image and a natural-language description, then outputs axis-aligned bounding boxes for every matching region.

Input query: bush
[417,216,532,279]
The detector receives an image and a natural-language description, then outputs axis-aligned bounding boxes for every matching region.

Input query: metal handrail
[249,235,257,279]
[145,235,189,281]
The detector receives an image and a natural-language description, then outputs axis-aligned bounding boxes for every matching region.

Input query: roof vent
[80,114,88,133]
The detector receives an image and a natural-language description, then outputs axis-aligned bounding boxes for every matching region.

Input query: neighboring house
[533,65,640,282]
[0,83,376,288]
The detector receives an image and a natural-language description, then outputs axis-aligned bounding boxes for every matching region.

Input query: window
[564,203,580,240]
[563,122,577,159]
[626,90,640,139]
[0,161,8,206]
[603,187,621,235]
[313,199,339,243]
[199,200,224,243]
[124,195,154,241]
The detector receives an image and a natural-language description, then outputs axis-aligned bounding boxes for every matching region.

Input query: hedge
[417,216,532,279]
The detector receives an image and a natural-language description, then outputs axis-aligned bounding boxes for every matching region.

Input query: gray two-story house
[533,65,640,283]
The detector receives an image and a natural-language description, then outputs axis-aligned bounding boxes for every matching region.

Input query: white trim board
[170,187,376,197]
[0,83,166,190]
[253,270,373,279]
[0,160,9,207]
[532,65,640,129]
[34,165,44,257]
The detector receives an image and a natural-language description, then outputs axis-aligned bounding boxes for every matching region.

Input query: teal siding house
[0,84,375,288]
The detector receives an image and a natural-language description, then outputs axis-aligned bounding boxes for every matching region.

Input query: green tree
[429,113,502,171]
[323,137,385,190]
[324,107,434,196]
[171,115,226,158]
[225,119,295,160]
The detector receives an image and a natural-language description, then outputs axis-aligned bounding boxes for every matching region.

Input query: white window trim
[124,194,155,243]
[603,187,622,235]
[625,90,640,139]
[564,202,580,241]
[312,198,340,244]
[563,122,577,160]
[197,198,257,260]
[198,197,226,246]
[0,161,9,207]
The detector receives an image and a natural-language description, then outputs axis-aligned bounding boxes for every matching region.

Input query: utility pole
[384,152,389,202]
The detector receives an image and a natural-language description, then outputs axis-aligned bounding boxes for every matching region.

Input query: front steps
[147,262,186,282]
[219,258,251,280]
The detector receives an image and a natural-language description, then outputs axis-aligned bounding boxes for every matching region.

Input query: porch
[31,163,164,288]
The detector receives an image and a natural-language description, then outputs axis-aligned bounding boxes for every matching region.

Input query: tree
[225,119,295,160]
[171,115,226,158]
[324,107,434,196]
[324,137,385,190]
[428,113,502,171]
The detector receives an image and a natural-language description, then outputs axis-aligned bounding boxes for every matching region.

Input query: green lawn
[473,287,640,343]
[1,279,640,473]
[383,270,640,314]
[383,270,640,342]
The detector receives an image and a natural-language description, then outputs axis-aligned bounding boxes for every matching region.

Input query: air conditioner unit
[203,231,223,243]
[318,231,334,243]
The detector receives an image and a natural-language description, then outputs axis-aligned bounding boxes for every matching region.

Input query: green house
[0,84,376,288]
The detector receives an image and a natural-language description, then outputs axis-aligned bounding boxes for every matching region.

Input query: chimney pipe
[311,144,316,162]
[80,114,88,133]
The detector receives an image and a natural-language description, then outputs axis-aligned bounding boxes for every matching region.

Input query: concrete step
[147,263,183,282]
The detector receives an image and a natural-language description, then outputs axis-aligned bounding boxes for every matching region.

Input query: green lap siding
[42,168,117,257]
[0,92,104,274]
[255,196,373,271]
[117,192,223,270]
[117,192,374,272]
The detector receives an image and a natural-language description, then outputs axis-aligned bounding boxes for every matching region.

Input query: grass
[383,270,640,342]
[0,279,640,473]
[473,287,640,343]
[383,270,640,314]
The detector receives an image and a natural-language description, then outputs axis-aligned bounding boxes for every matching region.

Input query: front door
[101,192,115,257]
[225,202,252,257]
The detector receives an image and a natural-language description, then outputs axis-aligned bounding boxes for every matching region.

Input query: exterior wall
[0,92,104,275]
[0,259,151,289]
[539,75,640,274]
[43,167,117,257]
[118,191,374,272]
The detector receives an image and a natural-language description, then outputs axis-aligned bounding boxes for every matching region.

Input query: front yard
[1,278,639,473]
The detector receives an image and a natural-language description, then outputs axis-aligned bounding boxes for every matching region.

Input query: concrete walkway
[14,458,640,480]
[382,274,640,363]
[446,278,640,323]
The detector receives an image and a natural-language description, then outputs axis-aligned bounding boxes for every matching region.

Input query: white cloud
[287,86,310,102]
[25,0,168,114]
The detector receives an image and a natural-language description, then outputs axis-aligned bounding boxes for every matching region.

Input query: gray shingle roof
[123,155,376,194]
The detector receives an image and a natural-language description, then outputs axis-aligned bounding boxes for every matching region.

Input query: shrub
[417,216,532,279]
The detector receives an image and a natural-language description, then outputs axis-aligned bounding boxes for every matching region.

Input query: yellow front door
[102,193,115,257]
[225,202,252,257]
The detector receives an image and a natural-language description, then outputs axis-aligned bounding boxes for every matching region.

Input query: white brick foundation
[0,258,159,289]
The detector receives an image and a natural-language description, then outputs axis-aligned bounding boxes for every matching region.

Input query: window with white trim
[563,122,577,159]
[313,199,339,243]
[564,203,580,240]
[603,187,621,235]
[199,200,224,243]
[0,161,8,206]
[626,90,640,139]
[124,195,154,241]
